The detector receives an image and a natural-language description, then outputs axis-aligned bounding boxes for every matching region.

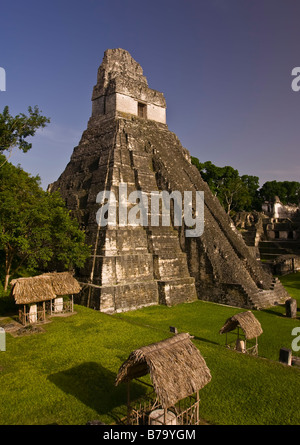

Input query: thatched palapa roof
[219,311,263,340]
[115,333,212,409]
[11,272,81,305]
[40,272,81,296]
[11,276,56,305]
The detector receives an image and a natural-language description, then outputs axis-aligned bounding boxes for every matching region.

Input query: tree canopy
[0,105,50,166]
[0,155,90,290]
[192,157,300,215]
[259,180,300,205]
[191,158,260,215]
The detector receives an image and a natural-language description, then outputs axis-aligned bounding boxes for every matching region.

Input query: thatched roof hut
[40,272,81,296]
[219,311,263,340]
[11,272,81,305]
[11,276,57,305]
[115,333,212,409]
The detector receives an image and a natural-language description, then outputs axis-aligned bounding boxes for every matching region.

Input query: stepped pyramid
[50,48,290,313]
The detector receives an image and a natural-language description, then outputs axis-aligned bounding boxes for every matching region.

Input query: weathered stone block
[285,298,297,318]
[279,347,292,365]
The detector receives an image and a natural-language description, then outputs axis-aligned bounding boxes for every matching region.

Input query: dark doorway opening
[138,102,147,118]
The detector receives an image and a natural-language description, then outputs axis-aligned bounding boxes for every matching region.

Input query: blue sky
[1,0,300,189]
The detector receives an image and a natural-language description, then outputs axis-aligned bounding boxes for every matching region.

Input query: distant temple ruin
[50,48,290,313]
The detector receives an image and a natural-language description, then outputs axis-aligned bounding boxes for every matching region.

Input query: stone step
[157,277,197,306]
[150,236,182,253]
[82,281,159,313]
[153,254,190,280]
[246,278,290,309]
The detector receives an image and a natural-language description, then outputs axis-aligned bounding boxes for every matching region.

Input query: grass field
[277,273,300,303]
[0,273,299,425]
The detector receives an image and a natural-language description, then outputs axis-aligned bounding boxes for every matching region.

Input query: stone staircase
[147,226,197,305]
[246,277,290,310]
[221,277,290,310]
[129,130,198,307]
[259,240,300,262]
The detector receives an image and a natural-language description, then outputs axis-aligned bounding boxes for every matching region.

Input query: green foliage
[240,174,261,210]
[191,157,300,214]
[0,105,50,166]
[259,180,300,205]
[191,157,260,215]
[0,155,90,289]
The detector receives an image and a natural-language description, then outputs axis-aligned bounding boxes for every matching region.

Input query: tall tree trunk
[4,250,12,291]
[4,273,10,291]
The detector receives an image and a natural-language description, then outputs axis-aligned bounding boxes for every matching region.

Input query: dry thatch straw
[11,276,56,305]
[11,272,81,305]
[40,272,81,295]
[115,333,212,409]
[219,311,263,340]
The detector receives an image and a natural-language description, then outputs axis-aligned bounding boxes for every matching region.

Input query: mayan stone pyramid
[50,48,290,313]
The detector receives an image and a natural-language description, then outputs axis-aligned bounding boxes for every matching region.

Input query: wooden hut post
[164,408,167,425]
[71,294,74,312]
[196,390,200,424]
[43,301,46,322]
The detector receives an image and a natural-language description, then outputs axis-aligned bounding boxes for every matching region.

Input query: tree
[220,169,249,215]
[240,174,261,210]
[259,180,300,205]
[0,105,50,167]
[191,158,259,215]
[192,157,300,213]
[0,155,90,290]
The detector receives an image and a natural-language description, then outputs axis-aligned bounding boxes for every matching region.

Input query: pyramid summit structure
[50,48,290,313]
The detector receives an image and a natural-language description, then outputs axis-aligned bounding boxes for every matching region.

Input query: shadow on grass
[192,335,219,346]
[48,362,146,420]
[261,302,300,317]
[261,308,286,317]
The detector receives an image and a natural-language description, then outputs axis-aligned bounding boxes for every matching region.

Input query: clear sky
[1,0,300,189]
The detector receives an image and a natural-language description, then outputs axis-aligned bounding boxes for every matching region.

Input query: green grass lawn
[0,273,299,425]
[278,272,300,304]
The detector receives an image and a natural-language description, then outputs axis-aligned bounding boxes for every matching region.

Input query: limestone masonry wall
[49,49,289,312]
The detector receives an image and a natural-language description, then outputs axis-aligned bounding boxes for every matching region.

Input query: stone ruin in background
[233,195,300,273]
[49,48,290,313]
